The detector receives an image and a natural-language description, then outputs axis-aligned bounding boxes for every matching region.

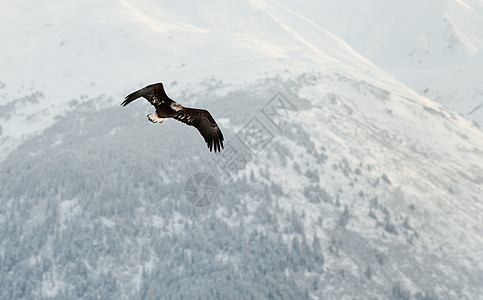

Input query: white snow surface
[276,0,483,124]
[1,0,481,157]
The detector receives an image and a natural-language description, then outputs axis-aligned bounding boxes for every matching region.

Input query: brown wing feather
[121,83,172,108]
[173,108,224,152]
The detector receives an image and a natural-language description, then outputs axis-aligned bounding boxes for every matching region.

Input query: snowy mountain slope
[275,0,483,125]
[1,73,482,299]
[0,0,423,161]
[1,0,482,299]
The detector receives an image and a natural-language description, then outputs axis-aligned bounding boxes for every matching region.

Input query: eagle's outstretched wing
[121,83,171,107]
[173,108,224,153]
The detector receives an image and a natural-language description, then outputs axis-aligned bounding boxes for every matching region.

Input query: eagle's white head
[170,102,184,112]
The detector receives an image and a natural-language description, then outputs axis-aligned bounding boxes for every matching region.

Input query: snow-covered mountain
[276,0,483,125]
[1,1,482,299]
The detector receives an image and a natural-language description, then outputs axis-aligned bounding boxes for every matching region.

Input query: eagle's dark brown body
[155,103,178,119]
[122,83,224,152]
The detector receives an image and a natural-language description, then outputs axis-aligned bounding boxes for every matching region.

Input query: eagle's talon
[147,112,164,123]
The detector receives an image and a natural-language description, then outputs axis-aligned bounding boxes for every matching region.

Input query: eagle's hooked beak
[179,105,184,110]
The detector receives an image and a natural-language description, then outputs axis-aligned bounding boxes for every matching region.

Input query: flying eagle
[122,83,224,152]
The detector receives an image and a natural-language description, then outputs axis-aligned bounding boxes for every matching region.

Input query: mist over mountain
[1,1,482,299]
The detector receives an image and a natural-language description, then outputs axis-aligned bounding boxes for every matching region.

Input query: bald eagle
[122,83,224,152]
